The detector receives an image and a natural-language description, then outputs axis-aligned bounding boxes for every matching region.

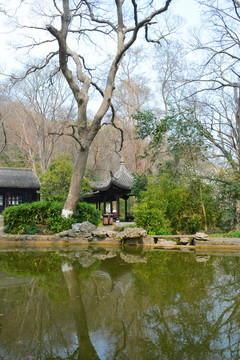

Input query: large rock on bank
[120,227,147,245]
[92,227,118,241]
[58,222,119,243]
[58,221,96,240]
[194,232,209,242]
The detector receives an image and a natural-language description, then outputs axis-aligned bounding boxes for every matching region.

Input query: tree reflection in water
[0,247,240,359]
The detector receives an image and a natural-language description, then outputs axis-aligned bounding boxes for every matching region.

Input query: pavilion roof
[91,160,134,192]
[0,168,40,190]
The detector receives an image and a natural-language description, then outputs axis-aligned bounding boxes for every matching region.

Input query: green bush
[46,216,74,234]
[133,172,223,235]
[134,203,171,234]
[148,228,170,236]
[74,202,100,226]
[39,153,92,202]
[3,201,100,234]
[185,214,202,234]
[2,201,52,234]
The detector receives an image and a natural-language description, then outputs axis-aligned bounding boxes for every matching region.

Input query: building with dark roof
[0,168,40,213]
[82,160,134,222]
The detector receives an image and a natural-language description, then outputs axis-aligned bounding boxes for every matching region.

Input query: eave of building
[81,160,134,202]
[91,160,134,192]
[0,168,40,190]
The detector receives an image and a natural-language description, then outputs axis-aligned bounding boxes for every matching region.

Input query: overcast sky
[0,0,202,77]
[174,0,201,25]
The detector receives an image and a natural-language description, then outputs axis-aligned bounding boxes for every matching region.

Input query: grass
[210,230,240,238]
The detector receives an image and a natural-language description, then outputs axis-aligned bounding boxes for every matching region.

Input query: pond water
[0,245,240,360]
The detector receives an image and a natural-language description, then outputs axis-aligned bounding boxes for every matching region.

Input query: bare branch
[0,113,7,153]
[5,0,174,213]
[82,0,117,32]
[10,52,58,84]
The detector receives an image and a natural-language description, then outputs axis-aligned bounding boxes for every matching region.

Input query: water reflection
[0,246,240,359]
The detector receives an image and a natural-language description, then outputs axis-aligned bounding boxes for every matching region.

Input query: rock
[180,237,190,245]
[120,252,147,263]
[157,239,177,246]
[144,237,156,245]
[76,251,97,267]
[58,221,96,240]
[120,227,147,239]
[194,232,209,241]
[120,227,147,244]
[58,229,76,238]
[196,255,210,263]
[92,227,117,240]
[72,223,82,232]
[74,221,96,237]
[93,251,117,260]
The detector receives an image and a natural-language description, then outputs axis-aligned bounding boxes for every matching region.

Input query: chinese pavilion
[82,160,134,221]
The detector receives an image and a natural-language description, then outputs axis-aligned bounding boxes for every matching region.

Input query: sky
[173,0,201,26]
[0,0,202,78]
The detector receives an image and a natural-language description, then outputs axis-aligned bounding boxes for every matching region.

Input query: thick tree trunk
[62,264,99,359]
[62,147,89,217]
[45,0,173,219]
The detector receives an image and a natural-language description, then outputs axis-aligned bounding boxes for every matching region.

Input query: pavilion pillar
[110,201,113,214]
[97,202,101,211]
[103,201,106,214]
[116,196,120,221]
[125,198,128,222]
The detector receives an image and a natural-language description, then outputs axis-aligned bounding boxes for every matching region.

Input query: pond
[0,245,240,360]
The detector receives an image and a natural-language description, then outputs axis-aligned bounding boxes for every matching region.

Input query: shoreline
[0,233,240,250]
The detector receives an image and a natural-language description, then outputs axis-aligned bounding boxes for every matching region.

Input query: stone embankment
[0,219,240,249]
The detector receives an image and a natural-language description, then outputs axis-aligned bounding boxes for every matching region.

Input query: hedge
[2,201,100,234]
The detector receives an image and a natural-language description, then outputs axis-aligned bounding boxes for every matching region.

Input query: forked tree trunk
[62,147,89,217]
[62,264,99,359]
[45,0,173,218]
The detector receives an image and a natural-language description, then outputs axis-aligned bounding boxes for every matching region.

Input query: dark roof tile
[0,168,40,190]
[92,160,134,191]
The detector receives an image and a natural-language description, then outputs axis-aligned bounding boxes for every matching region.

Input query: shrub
[74,202,100,226]
[134,203,171,234]
[46,216,74,234]
[148,228,170,236]
[3,201,100,234]
[130,174,148,201]
[3,201,53,234]
[133,172,223,235]
[39,153,92,202]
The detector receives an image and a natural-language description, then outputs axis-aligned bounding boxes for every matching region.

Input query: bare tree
[187,0,240,228]
[11,68,75,173]
[191,0,240,171]
[113,53,154,174]
[87,125,121,180]
[4,0,173,216]
[153,40,190,115]
[0,112,7,153]
[86,51,154,179]
[0,88,11,160]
